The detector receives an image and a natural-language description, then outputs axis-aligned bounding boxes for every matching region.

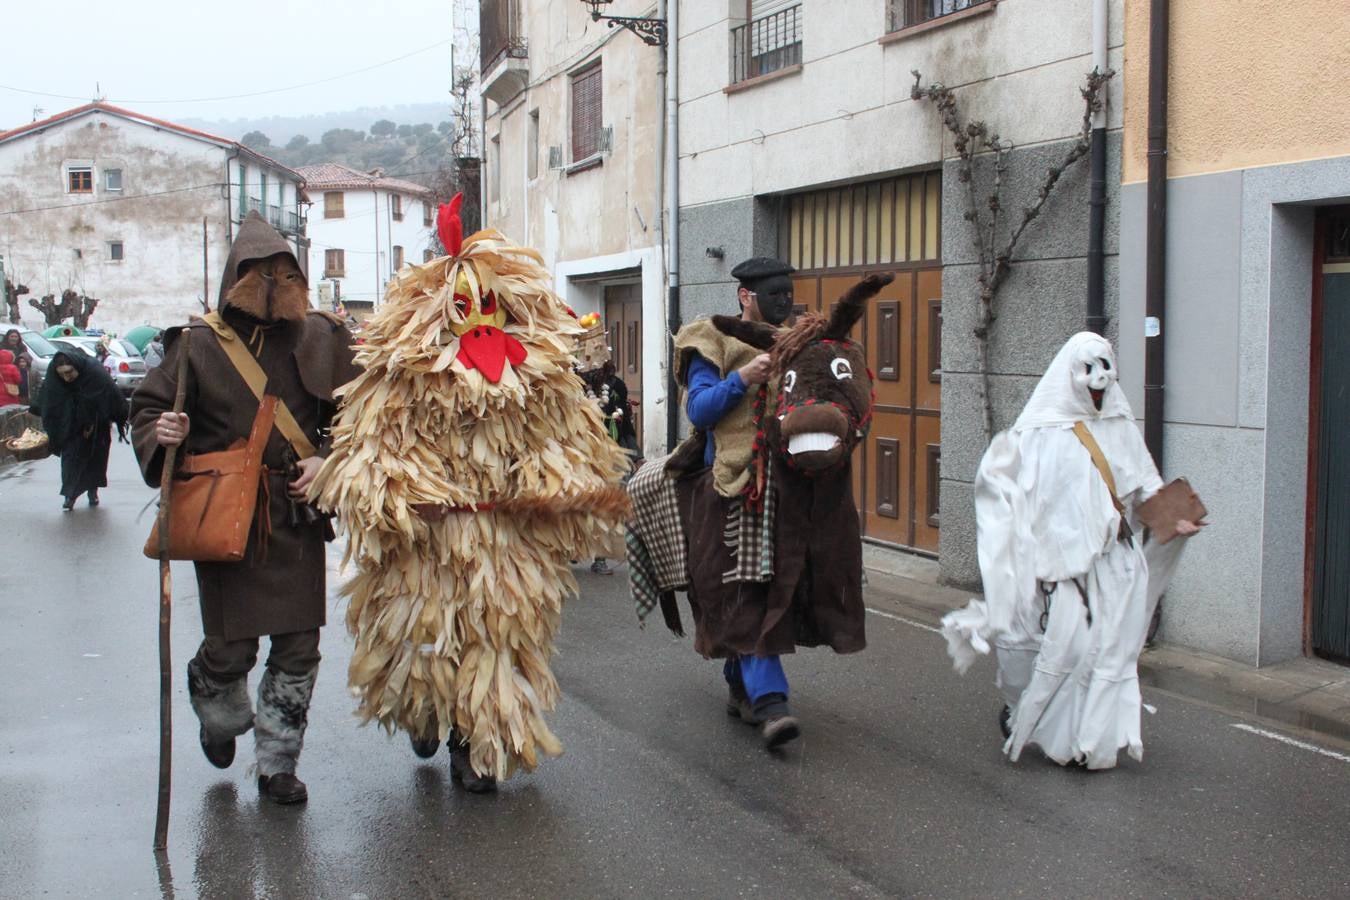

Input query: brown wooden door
[792,268,941,553]
[604,284,642,446]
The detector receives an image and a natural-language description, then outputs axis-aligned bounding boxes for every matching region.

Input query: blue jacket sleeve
[686,354,747,429]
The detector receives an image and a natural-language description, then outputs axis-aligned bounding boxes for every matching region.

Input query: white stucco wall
[305,188,434,310]
[0,107,302,333]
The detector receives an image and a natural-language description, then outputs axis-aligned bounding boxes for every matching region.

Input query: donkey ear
[824,272,895,340]
[711,314,777,351]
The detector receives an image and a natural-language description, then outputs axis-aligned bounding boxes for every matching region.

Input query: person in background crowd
[36,351,128,510]
[583,360,639,575]
[14,353,31,402]
[3,328,26,361]
[143,334,165,368]
[0,349,22,406]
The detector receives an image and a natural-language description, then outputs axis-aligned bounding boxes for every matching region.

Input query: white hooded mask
[1014,332,1132,431]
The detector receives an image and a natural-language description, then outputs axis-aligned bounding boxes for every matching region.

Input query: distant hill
[182,103,452,143]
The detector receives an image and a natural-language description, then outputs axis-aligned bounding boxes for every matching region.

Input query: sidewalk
[861,547,1350,752]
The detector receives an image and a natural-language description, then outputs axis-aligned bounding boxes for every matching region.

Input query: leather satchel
[142,395,279,562]
[1135,477,1207,545]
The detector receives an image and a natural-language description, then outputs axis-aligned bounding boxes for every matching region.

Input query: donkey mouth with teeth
[780,403,850,471]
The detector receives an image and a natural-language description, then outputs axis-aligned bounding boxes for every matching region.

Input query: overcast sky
[0,0,457,130]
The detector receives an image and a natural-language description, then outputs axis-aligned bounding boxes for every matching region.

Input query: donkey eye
[784,370,797,393]
[831,358,853,380]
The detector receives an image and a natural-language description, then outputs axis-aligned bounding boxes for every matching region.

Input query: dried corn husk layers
[310,228,632,780]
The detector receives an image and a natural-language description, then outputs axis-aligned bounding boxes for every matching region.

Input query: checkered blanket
[626,455,775,625]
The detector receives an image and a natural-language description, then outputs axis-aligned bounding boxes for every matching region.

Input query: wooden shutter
[571,64,603,161]
[325,192,345,218]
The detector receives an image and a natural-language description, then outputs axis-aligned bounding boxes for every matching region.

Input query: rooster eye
[784,370,797,393]
[481,291,498,316]
[454,293,470,317]
[831,358,853,380]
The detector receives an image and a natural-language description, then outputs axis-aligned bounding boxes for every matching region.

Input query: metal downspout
[664,0,681,453]
[654,0,668,456]
[1144,0,1169,461]
[1086,0,1109,334]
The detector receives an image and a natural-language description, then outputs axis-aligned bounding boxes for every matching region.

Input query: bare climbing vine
[911,68,1114,441]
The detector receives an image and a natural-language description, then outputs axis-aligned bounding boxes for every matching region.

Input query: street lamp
[579,0,667,47]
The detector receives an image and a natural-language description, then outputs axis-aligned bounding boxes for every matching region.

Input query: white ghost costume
[941,333,1186,770]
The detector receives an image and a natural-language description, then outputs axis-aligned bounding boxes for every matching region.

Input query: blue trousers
[723,655,789,702]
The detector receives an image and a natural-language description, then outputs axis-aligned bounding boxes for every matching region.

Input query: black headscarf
[38,351,129,452]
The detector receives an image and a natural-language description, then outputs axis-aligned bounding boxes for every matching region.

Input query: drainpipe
[1143,0,1169,461]
[373,189,381,308]
[1086,0,1108,335]
[664,0,681,453]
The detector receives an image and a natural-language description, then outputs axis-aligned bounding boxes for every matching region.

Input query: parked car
[50,336,148,397]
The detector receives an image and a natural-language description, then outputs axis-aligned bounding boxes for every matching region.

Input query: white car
[51,336,148,397]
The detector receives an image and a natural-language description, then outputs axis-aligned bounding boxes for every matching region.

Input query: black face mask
[750,275,794,326]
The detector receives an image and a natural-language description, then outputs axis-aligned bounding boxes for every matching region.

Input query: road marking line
[865,606,941,634]
[1230,723,1350,764]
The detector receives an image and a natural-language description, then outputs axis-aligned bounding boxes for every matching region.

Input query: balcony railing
[730,4,802,86]
[481,0,528,72]
[268,205,283,228]
[281,210,302,235]
[887,0,991,32]
[246,196,262,215]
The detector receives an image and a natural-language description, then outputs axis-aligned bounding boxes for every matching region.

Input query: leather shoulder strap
[202,311,318,459]
[1072,421,1125,515]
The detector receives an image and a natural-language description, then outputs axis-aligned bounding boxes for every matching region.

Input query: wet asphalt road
[3,446,1350,899]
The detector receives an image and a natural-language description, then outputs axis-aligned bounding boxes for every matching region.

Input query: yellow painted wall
[1123,0,1350,183]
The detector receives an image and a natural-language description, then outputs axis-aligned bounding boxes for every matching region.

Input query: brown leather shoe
[761,715,801,750]
[257,772,308,805]
[199,726,235,769]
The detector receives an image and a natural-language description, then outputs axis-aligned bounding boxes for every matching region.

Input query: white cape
[941,333,1186,769]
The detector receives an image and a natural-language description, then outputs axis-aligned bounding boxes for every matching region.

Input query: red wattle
[457,326,509,382]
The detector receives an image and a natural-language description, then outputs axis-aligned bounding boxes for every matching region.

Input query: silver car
[51,336,148,397]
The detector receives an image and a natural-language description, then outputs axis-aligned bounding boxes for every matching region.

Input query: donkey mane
[770,312,828,378]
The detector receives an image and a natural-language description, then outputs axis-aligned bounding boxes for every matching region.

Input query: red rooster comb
[437,192,464,258]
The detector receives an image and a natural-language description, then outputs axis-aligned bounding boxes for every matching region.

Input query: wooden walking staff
[153,331,190,852]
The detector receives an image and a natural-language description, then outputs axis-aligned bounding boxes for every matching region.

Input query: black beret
[731,256,795,286]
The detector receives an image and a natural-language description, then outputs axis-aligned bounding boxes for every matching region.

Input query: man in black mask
[668,256,804,750]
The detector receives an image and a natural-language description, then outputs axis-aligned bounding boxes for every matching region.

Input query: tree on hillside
[413,122,435,137]
[321,128,366,154]
[286,134,311,151]
[370,119,397,137]
[241,130,272,149]
[396,124,414,139]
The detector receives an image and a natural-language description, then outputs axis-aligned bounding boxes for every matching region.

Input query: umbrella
[42,324,84,338]
[125,325,163,353]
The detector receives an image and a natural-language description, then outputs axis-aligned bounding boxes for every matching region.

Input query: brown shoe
[761,715,801,750]
[258,772,308,805]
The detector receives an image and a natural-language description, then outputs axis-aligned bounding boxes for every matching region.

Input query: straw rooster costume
[311,196,631,784]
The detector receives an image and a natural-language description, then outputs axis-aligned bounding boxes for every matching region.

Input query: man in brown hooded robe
[131,213,360,804]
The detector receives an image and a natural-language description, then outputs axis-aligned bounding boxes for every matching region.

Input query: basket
[6,432,51,462]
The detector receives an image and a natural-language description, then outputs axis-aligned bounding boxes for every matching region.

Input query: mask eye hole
[1084,363,1093,375]
[1100,357,1111,371]
[831,358,853,380]
[481,291,498,316]
[784,370,797,393]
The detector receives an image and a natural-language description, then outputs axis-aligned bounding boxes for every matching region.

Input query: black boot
[999,705,1013,739]
[187,659,253,770]
[448,732,497,794]
[410,732,441,759]
[257,772,308,805]
[61,496,75,511]
[87,489,99,507]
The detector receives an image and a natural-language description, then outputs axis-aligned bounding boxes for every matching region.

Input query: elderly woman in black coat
[37,351,128,510]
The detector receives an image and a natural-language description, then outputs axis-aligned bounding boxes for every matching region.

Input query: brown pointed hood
[219,212,301,304]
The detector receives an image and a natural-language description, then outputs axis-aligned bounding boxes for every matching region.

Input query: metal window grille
[571,64,603,161]
[776,171,942,271]
[887,0,990,31]
[480,0,528,71]
[730,3,802,85]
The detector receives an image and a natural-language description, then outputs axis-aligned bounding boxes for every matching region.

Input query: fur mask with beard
[224,252,310,323]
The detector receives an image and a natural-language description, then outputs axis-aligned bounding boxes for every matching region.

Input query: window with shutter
[325,249,345,277]
[887,0,990,32]
[392,194,403,221]
[325,192,345,219]
[393,245,404,269]
[570,63,603,162]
